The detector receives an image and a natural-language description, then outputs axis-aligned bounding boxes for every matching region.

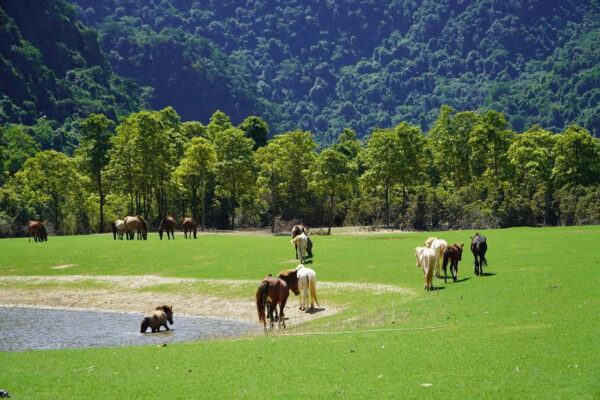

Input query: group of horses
[414,232,488,290]
[255,224,319,330]
[110,217,198,240]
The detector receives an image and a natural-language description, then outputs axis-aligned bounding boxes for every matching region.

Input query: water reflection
[0,307,257,352]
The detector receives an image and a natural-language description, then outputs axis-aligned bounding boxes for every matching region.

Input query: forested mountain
[0,0,145,152]
[70,0,600,142]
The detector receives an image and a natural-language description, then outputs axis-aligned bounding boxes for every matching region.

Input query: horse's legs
[295,244,298,259]
[452,262,458,282]
[279,299,287,329]
[193,228,197,239]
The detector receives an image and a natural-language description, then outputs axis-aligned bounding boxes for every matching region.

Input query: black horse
[470,232,487,276]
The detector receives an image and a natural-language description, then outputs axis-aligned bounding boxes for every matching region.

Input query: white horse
[291,233,309,262]
[296,264,319,311]
[111,219,126,240]
[424,237,448,278]
[415,246,436,291]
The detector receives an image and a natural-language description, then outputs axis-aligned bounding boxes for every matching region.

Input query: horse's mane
[278,269,297,278]
[136,215,147,230]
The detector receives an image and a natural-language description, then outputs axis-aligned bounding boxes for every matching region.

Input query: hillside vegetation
[71,0,600,142]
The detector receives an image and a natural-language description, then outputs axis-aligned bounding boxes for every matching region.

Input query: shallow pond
[0,307,258,352]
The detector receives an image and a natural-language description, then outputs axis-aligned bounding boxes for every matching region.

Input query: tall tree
[77,113,114,232]
[255,140,285,232]
[213,127,256,229]
[239,116,269,150]
[311,148,352,234]
[174,137,216,230]
[553,125,600,188]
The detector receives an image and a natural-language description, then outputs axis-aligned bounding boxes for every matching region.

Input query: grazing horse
[424,237,448,278]
[291,233,309,262]
[182,218,197,239]
[415,246,435,291]
[27,221,47,242]
[140,305,174,333]
[158,217,176,240]
[111,219,126,240]
[442,243,464,283]
[124,215,147,240]
[470,232,488,276]
[256,275,289,330]
[291,225,313,258]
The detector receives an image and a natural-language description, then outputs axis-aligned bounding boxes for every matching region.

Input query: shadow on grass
[480,272,496,277]
[448,277,470,283]
[429,286,446,291]
[305,307,325,315]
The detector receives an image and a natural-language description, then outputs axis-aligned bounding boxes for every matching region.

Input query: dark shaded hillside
[0,0,144,133]
[72,0,600,141]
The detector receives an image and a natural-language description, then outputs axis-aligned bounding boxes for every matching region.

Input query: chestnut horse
[442,243,464,283]
[256,275,289,330]
[124,215,147,240]
[291,224,313,259]
[158,217,175,240]
[182,217,197,239]
[27,221,47,242]
[470,232,488,276]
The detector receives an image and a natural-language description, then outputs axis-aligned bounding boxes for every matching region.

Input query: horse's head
[278,269,299,295]
[159,304,174,325]
[457,243,464,260]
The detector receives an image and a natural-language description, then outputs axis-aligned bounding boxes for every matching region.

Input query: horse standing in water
[255,275,289,330]
[182,218,197,239]
[124,215,147,240]
[111,219,126,240]
[291,225,313,259]
[470,233,488,276]
[27,221,47,242]
[442,243,464,283]
[158,217,176,240]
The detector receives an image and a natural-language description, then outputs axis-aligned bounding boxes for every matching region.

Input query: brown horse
[158,217,175,240]
[124,215,147,240]
[442,243,464,283]
[140,305,174,333]
[291,224,313,259]
[27,221,47,242]
[256,275,289,330]
[182,217,197,239]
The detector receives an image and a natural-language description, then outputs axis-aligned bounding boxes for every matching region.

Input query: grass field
[0,226,599,398]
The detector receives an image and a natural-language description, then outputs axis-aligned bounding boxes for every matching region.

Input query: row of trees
[1,105,599,237]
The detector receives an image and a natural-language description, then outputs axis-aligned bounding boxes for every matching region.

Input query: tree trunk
[201,186,206,231]
[98,174,104,233]
[385,184,389,228]
[328,192,334,235]
[270,188,276,234]
[231,194,236,230]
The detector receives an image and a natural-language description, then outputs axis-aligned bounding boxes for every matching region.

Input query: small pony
[424,237,448,277]
[111,219,126,240]
[442,243,464,283]
[182,217,197,239]
[291,224,313,259]
[291,233,310,262]
[158,217,176,240]
[256,275,289,330]
[278,265,319,312]
[140,304,174,333]
[27,221,47,242]
[415,246,436,291]
[470,232,488,276]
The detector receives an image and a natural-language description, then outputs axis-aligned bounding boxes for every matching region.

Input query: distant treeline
[1,105,599,237]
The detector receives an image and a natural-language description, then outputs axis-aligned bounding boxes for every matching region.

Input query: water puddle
[0,307,258,352]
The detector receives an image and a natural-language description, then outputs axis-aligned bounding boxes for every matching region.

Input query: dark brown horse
[182,217,197,239]
[27,221,47,242]
[158,217,176,240]
[255,274,289,330]
[442,243,464,283]
[470,232,488,276]
[291,224,313,259]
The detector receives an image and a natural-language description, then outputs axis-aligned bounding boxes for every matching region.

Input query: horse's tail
[256,280,268,325]
[111,221,117,239]
[140,317,150,333]
[309,276,319,307]
[137,215,147,231]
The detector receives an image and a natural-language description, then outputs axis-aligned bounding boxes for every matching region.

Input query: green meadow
[0,226,599,398]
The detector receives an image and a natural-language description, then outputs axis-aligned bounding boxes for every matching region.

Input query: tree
[255,141,286,232]
[469,110,513,182]
[17,150,86,233]
[553,125,600,188]
[174,137,216,230]
[311,148,352,234]
[239,116,269,150]
[213,127,256,229]
[77,113,114,232]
